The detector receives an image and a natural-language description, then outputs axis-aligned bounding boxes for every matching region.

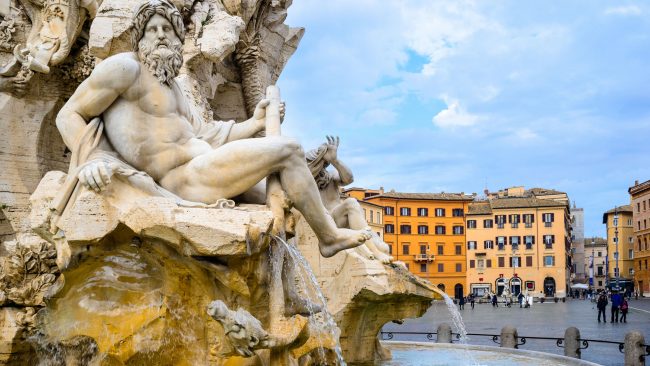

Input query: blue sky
[277,1,650,238]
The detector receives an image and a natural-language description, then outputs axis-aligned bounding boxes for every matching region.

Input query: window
[484,240,494,249]
[639,202,642,212]
[402,244,409,255]
[543,235,555,249]
[435,208,445,217]
[438,263,444,272]
[470,260,475,268]
[369,211,373,224]
[385,206,394,215]
[455,245,462,255]
[388,244,392,254]
[544,255,555,266]
[497,236,506,250]
[417,225,428,234]
[419,244,427,254]
[417,208,428,217]
[510,256,521,267]
[495,215,506,228]
[435,225,446,235]
[629,249,634,259]
[437,245,444,255]
[597,251,602,257]
[486,259,492,268]
[400,225,411,234]
[510,236,520,250]
[452,226,464,235]
[526,256,533,267]
[498,257,505,267]
[420,263,427,273]
[509,214,520,228]
[400,207,411,216]
[467,220,477,229]
[452,209,464,217]
[385,224,394,233]
[477,259,485,269]
[405,263,409,270]
[484,219,493,228]
[613,237,618,244]
[455,263,462,272]
[542,213,554,227]
[523,214,534,227]
[597,266,603,276]
[467,241,477,250]
[524,235,534,249]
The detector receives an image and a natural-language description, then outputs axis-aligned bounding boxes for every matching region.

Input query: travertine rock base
[293,214,437,364]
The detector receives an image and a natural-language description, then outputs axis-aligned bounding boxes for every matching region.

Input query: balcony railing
[414,254,434,262]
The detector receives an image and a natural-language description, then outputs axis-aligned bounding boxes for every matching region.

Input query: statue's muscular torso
[100,53,213,181]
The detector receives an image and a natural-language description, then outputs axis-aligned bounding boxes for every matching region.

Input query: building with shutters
[629,179,650,296]
[465,187,572,299]
[602,205,635,293]
[359,190,475,299]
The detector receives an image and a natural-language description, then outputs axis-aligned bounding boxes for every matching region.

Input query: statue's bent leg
[160,136,370,257]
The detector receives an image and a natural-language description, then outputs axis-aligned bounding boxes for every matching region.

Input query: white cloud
[604,5,642,16]
[432,99,482,128]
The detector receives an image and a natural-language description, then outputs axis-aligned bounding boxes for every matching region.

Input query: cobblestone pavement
[381,297,650,366]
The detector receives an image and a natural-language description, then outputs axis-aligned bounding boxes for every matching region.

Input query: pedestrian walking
[459,296,465,310]
[620,297,629,323]
[518,292,524,308]
[596,292,608,323]
[492,294,498,308]
[470,294,475,309]
[611,290,622,323]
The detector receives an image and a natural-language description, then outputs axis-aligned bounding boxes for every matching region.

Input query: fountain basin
[378,341,601,366]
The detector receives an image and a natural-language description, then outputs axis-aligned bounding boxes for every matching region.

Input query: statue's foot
[375,252,393,264]
[319,228,372,258]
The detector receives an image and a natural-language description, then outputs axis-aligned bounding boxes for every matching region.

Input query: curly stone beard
[137,37,183,86]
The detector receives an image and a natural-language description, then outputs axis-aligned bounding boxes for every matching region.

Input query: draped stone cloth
[49,116,237,233]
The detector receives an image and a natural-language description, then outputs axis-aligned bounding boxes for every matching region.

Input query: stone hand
[77,160,115,192]
[323,135,340,162]
[0,76,27,97]
[253,99,286,124]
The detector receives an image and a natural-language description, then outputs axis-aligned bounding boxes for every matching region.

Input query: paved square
[382,298,650,366]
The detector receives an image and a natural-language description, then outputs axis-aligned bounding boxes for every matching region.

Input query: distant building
[363,190,475,299]
[629,179,650,296]
[466,187,572,299]
[571,204,586,282]
[358,199,384,240]
[584,237,608,291]
[602,205,635,293]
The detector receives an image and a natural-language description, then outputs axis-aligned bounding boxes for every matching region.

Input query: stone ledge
[30,171,274,262]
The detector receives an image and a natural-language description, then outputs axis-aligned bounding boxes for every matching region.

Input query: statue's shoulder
[90,52,140,89]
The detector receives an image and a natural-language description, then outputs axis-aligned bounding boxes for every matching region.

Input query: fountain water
[277,237,347,365]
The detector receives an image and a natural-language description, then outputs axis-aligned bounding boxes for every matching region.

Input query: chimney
[635,180,639,185]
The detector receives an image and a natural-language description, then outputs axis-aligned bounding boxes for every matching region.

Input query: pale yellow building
[584,237,608,291]
[359,200,384,241]
[629,179,650,296]
[602,205,635,292]
[466,188,571,299]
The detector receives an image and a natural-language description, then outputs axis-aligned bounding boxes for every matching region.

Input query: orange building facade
[629,180,650,296]
[363,191,475,298]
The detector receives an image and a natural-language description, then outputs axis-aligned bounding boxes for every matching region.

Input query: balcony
[414,254,434,262]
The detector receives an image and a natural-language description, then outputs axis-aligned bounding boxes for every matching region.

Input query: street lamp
[589,238,594,292]
[614,208,620,291]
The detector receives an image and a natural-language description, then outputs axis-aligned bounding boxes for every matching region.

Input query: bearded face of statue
[137,13,183,86]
